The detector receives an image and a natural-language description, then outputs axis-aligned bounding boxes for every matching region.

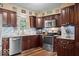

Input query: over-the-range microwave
[44,20,56,28]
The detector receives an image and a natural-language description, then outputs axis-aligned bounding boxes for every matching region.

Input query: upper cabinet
[10,11,17,27]
[60,4,79,26]
[60,6,70,25]
[29,16,44,28]
[54,14,61,27]
[74,4,79,26]
[36,17,44,28]
[0,8,17,27]
[2,9,9,26]
[69,5,75,24]
[29,16,36,28]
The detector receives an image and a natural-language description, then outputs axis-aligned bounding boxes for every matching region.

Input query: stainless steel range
[42,27,60,51]
[43,35,54,51]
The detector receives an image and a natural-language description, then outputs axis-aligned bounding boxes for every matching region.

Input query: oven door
[43,36,54,51]
[43,36,53,44]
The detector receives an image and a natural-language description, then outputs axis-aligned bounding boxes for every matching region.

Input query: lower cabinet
[2,38,9,56]
[30,35,42,48]
[22,35,42,51]
[54,38,75,56]
[2,35,42,55]
[22,36,31,51]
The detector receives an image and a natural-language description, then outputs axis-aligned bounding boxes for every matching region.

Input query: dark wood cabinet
[2,9,9,26]
[75,26,79,55]
[2,38,9,56]
[61,7,69,25]
[29,16,44,28]
[29,16,36,28]
[30,35,42,48]
[54,39,75,56]
[69,5,75,24]
[22,35,42,51]
[54,14,61,27]
[0,8,17,27]
[60,5,75,25]
[73,4,79,56]
[36,17,44,28]
[10,11,17,27]
[74,4,79,25]
[60,4,79,26]
[22,36,31,51]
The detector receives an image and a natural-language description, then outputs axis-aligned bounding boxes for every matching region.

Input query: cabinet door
[61,8,67,25]
[55,39,65,56]
[74,4,79,25]
[66,7,70,24]
[75,26,79,42]
[22,36,31,51]
[54,14,61,27]
[55,39,75,56]
[29,16,36,28]
[30,36,37,48]
[69,5,75,24]
[36,35,42,47]
[75,5,79,53]
[2,9,17,27]
[61,6,74,25]
[75,26,79,55]
[2,38,9,56]
[10,11,17,27]
[30,35,42,48]
[2,10,9,26]
[66,44,75,56]
[62,40,75,56]
[36,17,44,28]
[61,9,66,24]
[57,46,65,56]
[22,37,26,51]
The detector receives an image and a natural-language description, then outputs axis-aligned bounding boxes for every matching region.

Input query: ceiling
[12,3,62,12]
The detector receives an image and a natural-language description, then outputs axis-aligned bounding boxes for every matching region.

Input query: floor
[17,47,57,56]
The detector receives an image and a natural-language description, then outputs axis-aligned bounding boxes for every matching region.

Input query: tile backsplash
[2,27,37,37]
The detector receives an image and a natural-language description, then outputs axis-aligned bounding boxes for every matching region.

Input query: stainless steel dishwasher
[9,37,22,55]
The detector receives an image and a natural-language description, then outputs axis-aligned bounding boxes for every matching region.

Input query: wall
[37,3,75,17]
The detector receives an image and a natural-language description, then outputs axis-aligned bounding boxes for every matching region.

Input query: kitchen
[0,3,79,56]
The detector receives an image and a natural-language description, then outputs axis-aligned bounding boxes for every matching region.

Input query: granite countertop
[2,34,42,38]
